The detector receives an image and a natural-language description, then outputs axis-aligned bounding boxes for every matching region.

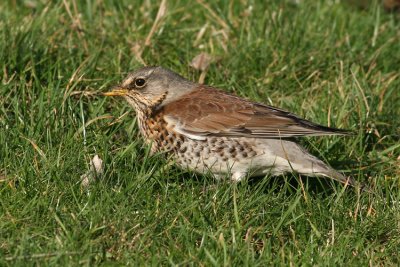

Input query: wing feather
[161,86,350,140]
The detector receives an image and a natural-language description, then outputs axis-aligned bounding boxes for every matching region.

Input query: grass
[1,0,399,265]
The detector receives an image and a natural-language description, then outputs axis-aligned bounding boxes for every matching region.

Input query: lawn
[1,0,399,265]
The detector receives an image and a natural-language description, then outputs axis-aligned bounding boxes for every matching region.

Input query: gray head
[105,66,197,111]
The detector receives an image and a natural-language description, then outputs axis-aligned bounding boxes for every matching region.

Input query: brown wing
[161,87,350,140]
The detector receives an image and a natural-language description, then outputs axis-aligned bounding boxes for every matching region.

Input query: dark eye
[134,78,146,88]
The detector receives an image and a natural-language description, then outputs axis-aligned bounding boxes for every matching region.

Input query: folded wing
[162,87,350,140]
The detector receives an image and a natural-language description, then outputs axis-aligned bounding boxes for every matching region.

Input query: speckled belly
[139,114,261,176]
[173,136,261,174]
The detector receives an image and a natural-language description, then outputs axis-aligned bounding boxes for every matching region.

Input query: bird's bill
[102,88,128,96]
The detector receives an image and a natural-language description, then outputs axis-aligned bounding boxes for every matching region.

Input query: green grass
[1,0,399,265]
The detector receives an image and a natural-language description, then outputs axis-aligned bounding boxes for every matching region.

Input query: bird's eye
[134,78,146,88]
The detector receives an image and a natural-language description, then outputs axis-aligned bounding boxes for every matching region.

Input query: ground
[0,0,399,265]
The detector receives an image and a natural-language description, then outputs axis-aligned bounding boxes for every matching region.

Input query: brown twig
[144,0,168,47]
[62,56,90,107]
[132,0,168,65]
[196,0,229,30]
[62,0,89,53]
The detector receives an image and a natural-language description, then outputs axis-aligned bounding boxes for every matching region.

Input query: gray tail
[292,145,366,191]
[318,168,357,188]
[307,163,370,192]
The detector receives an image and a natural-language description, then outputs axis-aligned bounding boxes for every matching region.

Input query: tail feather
[297,157,369,192]
[278,141,366,191]
[257,139,369,192]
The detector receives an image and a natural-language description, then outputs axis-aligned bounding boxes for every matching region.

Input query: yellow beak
[102,87,129,96]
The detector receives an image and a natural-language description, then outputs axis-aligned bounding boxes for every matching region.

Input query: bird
[104,66,356,187]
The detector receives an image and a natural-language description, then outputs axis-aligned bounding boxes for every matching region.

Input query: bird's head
[104,66,196,112]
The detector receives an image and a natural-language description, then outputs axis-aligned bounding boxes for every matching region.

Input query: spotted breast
[137,108,261,177]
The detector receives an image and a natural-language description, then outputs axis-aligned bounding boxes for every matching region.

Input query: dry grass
[0,0,399,265]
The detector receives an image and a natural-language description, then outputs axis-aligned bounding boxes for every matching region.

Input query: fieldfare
[105,66,355,187]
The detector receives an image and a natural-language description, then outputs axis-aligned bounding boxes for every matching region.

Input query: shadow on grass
[159,166,362,197]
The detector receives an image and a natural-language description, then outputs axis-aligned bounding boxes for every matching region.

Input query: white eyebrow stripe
[122,77,134,87]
